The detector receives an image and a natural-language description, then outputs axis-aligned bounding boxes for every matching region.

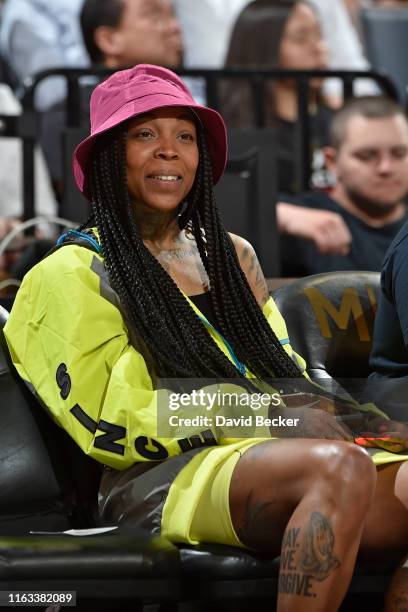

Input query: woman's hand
[360,417,408,451]
[368,416,408,436]
[353,415,408,452]
[269,406,354,441]
[377,420,408,437]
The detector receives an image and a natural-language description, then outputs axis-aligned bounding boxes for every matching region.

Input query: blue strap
[56,230,102,254]
[197,315,246,376]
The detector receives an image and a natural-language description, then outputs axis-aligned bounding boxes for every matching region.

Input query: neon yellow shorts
[161,438,270,547]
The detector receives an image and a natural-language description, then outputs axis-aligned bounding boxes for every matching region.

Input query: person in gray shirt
[0,0,88,111]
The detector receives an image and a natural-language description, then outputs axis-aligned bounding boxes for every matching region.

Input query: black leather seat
[272,271,407,424]
[0,305,73,534]
[0,532,180,610]
[177,543,392,610]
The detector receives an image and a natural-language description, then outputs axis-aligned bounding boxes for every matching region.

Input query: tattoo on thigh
[278,512,340,599]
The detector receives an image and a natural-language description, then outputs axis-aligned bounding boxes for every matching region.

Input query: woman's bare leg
[360,461,408,562]
[229,439,377,612]
[361,461,408,612]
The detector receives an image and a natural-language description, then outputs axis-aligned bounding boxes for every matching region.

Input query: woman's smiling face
[126,107,199,215]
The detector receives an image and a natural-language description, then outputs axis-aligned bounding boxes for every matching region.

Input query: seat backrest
[361,7,408,102]
[273,271,380,385]
[215,128,279,277]
[0,306,101,533]
[0,306,70,533]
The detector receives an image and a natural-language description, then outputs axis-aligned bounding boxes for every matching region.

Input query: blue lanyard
[56,229,103,254]
[197,315,247,376]
[198,310,290,376]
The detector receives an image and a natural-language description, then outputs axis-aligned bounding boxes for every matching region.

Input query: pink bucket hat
[73,64,228,197]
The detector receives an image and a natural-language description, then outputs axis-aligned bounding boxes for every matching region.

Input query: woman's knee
[229,440,376,552]
[231,439,376,513]
[308,442,377,511]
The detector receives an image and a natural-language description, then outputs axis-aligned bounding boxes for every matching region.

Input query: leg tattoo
[278,512,340,598]
[299,512,340,581]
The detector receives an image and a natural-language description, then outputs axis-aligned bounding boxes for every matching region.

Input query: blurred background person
[0,0,88,111]
[80,0,183,70]
[279,96,408,276]
[221,0,333,194]
[78,0,184,144]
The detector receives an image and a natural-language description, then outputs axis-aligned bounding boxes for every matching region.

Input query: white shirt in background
[173,0,249,68]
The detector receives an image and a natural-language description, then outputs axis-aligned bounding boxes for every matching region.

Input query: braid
[88,125,301,384]
[191,131,301,379]
[90,129,244,381]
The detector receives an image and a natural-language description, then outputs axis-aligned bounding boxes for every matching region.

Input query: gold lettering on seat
[365,284,378,316]
[304,287,376,341]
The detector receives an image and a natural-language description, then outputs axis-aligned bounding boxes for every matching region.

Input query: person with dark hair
[4,65,408,612]
[222,0,332,194]
[80,0,183,69]
[279,96,408,276]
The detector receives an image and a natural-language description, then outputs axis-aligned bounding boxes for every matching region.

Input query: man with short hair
[80,0,183,69]
[279,96,408,276]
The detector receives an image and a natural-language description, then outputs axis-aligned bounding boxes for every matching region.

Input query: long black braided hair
[86,121,301,383]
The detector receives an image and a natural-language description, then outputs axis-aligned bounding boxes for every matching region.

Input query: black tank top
[188,291,217,328]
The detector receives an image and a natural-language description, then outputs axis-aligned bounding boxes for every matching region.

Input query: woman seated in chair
[4,64,408,612]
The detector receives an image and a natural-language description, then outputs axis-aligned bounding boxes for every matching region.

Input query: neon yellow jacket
[4,242,308,470]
